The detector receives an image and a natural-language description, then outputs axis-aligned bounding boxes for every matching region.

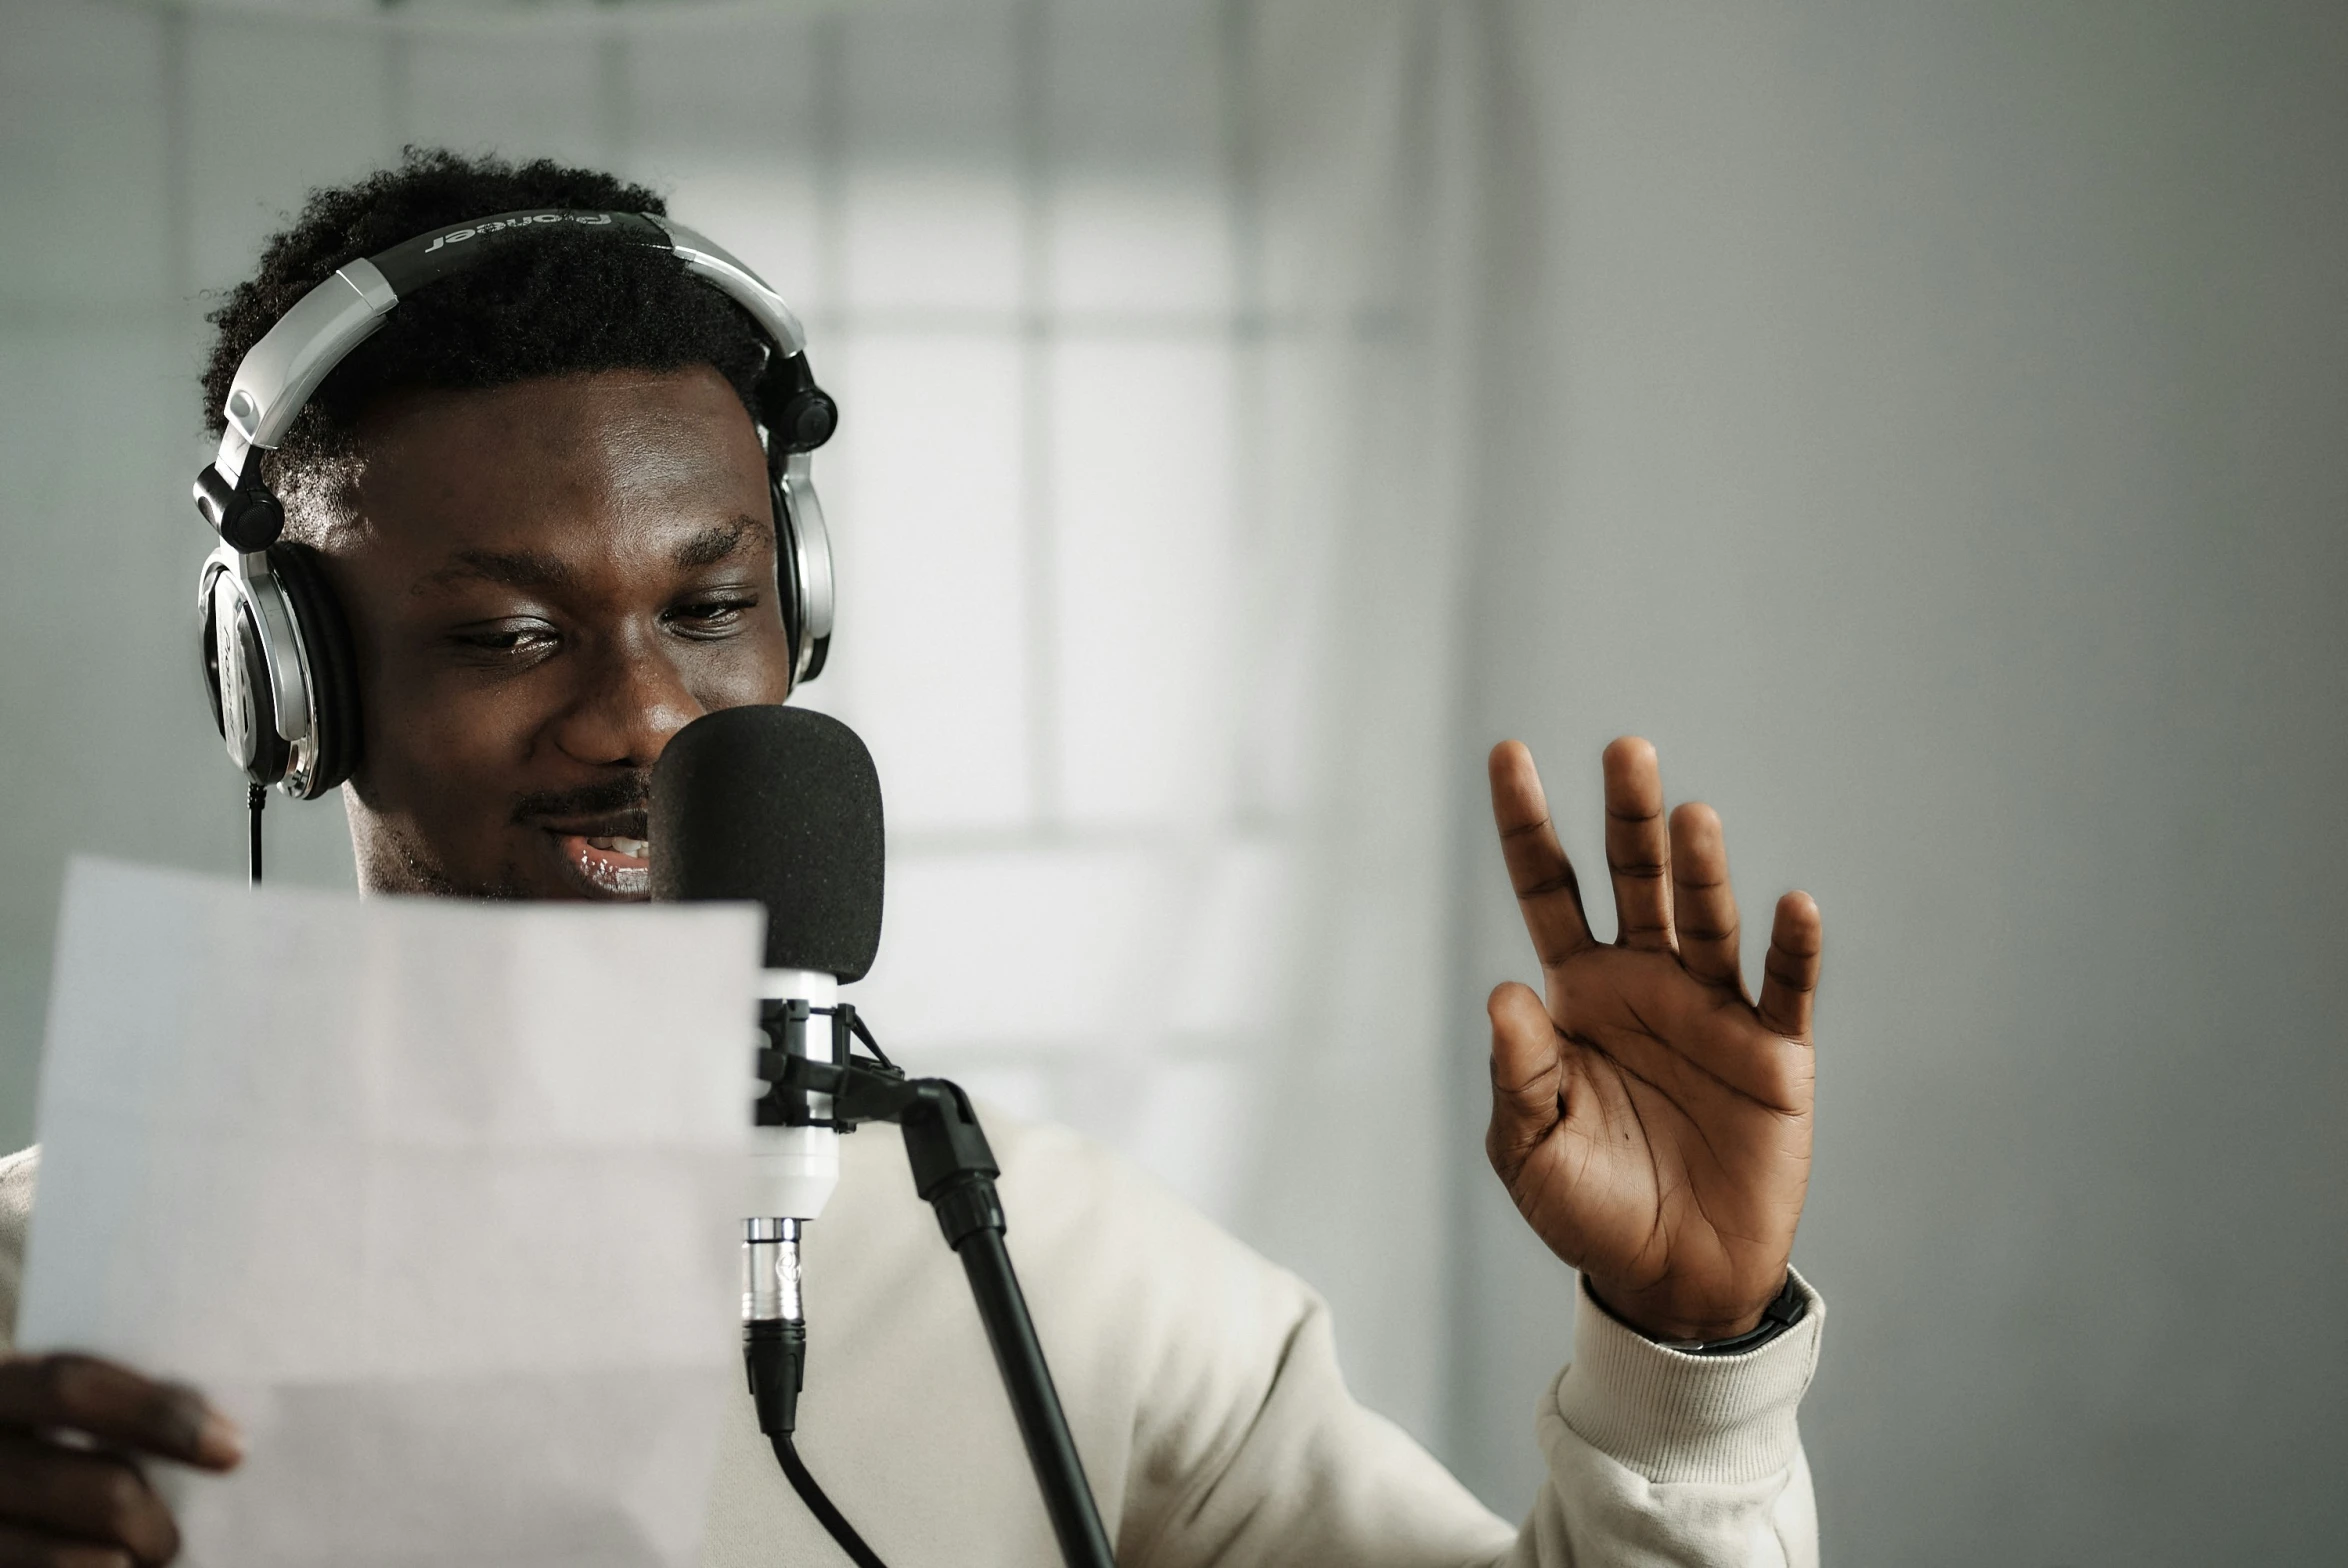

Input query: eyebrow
[416,514,770,594]
[672,517,763,570]
[420,548,575,593]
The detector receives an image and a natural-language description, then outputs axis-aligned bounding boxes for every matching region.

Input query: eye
[448,618,560,660]
[666,594,757,638]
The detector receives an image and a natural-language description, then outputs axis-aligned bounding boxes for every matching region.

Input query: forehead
[347,366,771,567]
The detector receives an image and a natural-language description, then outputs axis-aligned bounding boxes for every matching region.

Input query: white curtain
[0,0,1534,1501]
[636,0,1524,1452]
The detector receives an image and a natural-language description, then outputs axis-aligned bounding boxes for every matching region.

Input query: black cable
[247,782,266,886]
[771,1433,892,1568]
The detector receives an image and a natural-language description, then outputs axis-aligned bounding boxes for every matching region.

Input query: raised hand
[0,1352,240,1565]
[1484,738,1821,1342]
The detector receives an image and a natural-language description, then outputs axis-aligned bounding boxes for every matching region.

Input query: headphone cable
[247,782,266,886]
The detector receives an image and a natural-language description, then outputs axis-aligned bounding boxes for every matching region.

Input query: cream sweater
[0,1117,1821,1567]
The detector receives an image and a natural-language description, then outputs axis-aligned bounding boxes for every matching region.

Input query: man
[0,152,1825,1567]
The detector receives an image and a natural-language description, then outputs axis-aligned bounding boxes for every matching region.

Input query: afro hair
[201,148,771,490]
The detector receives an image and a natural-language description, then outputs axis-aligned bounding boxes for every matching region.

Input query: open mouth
[538,815,652,899]
[564,834,650,897]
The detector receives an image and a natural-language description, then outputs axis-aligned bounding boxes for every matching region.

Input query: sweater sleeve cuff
[1552,1267,1824,1485]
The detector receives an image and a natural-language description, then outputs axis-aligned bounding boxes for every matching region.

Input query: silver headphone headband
[209,209,809,489]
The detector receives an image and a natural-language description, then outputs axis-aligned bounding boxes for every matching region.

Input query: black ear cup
[267,540,362,798]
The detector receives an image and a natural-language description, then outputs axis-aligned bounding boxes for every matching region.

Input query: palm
[1485,739,1821,1342]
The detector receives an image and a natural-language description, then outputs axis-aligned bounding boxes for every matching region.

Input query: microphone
[649,704,885,1444]
[651,703,883,1219]
[652,705,1113,1568]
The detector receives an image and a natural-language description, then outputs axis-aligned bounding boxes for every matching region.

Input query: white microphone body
[753,966,843,1223]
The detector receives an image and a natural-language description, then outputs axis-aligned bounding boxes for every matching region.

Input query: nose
[549,626,706,770]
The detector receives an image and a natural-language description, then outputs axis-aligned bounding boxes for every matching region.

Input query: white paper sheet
[15,859,764,1568]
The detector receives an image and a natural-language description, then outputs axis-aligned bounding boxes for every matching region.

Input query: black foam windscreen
[649,706,885,980]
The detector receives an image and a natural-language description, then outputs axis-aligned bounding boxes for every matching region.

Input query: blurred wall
[1442,2,2348,1561]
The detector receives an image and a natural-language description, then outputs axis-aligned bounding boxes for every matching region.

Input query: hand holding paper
[10,860,763,1568]
[0,1349,241,1562]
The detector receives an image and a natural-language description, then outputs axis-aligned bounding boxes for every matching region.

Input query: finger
[1756,891,1823,1039]
[0,1521,134,1568]
[1487,741,1594,967]
[1484,981,1564,1183]
[0,1358,238,1471]
[1668,802,1743,992]
[1601,737,1674,950]
[0,1437,175,1565]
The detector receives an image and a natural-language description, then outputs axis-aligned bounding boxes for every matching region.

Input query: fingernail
[196,1408,244,1466]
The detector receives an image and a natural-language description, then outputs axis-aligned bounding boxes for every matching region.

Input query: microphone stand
[750,1015,1117,1568]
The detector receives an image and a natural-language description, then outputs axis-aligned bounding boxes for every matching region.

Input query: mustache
[511,774,651,824]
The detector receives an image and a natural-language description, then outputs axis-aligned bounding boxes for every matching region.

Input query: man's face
[318,365,793,899]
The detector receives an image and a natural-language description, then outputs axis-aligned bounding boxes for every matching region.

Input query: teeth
[585,836,651,859]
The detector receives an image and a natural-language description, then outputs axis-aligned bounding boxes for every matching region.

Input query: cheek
[682,627,797,710]
[361,671,546,807]
[346,626,558,806]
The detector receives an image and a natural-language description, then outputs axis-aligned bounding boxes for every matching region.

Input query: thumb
[1486,981,1563,1182]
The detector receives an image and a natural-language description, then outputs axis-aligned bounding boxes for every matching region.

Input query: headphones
[195,208,838,802]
